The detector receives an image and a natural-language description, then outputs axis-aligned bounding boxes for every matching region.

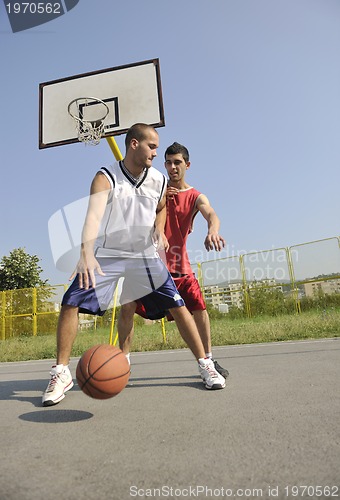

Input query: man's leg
[168,306,207,360]
[57,304,80,365]
[192,309,211,355]
[174,273,230,380]
[169,306,225,389]
[173,275,211,355]
[42,304,78,406]
[118,302,137,356]
[43,260,121,406]
[192,308,229,379]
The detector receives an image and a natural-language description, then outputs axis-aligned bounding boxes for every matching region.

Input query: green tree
[0,247,49,291]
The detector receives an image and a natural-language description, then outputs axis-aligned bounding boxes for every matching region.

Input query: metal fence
[198,236,340,316]
[1,236,340,340]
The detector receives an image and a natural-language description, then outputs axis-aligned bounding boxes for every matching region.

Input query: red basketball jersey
[165,187,201,274]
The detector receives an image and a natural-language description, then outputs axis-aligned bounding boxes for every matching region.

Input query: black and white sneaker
[198,358,226,390]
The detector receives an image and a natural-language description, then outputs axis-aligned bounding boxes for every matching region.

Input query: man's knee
[120,302,137,318]
[168,305,189,319]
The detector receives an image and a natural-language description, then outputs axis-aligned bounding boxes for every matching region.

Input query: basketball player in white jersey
[42,124,225,406]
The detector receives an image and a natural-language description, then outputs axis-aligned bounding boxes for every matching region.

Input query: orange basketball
[76,344,130,399]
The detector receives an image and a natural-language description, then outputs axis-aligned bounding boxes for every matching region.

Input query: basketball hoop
[68,97,109,145]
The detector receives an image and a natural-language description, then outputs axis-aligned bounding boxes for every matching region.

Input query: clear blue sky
[1,0,340,285]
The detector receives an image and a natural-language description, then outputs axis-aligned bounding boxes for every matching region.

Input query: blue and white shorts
[62,256,184,316]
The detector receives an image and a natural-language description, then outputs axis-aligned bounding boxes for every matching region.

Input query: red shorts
[135,273,206,320]
[171,274,206,312]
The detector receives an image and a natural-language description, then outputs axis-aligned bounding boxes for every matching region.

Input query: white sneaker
[198,358,226,390]
[42,365,74,406]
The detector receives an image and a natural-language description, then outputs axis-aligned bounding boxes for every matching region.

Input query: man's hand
[153,227,170,252]
[166,186,179,199]
[204,233,226,252]
[69,254,105,289]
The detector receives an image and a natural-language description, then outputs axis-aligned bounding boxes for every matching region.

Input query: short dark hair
[164,142,190,162]
[125,123,157,149]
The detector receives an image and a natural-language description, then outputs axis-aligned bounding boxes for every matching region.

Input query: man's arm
[153,193,169,251]
[196,194,226,251]
[70,172,111,289]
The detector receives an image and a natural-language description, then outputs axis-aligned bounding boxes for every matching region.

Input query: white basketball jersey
[95,161,167,258]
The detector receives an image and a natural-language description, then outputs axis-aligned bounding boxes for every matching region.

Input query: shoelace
[203,362,219,379]
[46,373,59,392]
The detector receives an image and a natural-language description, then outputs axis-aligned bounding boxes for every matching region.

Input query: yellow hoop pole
[108,285,119,345]
[161,317,167,344]
[106,136,123,161]
[112,331,119,347]
[105,136,123,346]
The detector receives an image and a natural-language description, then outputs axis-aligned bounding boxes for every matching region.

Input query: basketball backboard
[39,58,164,149]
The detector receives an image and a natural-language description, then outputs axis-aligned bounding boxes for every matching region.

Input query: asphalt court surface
[0,338,339,500]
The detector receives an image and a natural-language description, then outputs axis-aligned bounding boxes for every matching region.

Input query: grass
[0,309,339,363]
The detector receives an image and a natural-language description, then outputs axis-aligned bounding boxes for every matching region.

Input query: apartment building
[203,279,284,312]
[304,278,340,297]
[203,282,244,311]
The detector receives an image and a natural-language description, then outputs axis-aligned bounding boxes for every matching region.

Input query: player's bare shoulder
[91,170,112,194]
[195,192,211,209]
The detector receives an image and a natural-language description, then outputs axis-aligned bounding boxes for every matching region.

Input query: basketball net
[68,97,109,146]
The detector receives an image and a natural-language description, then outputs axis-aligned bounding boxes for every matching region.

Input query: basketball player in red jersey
[119,142,229,379]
